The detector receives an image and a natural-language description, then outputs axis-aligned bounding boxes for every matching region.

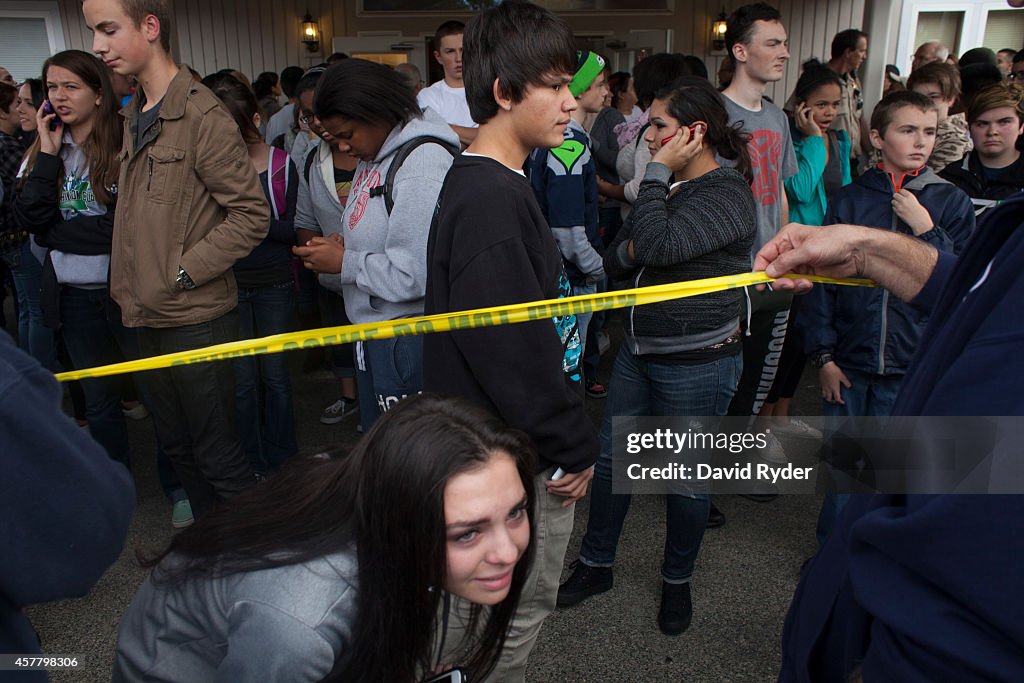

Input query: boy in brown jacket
[82,0,269,517]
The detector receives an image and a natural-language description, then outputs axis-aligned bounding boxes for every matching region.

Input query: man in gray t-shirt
[720,95,797,260]
[717,5,799,460]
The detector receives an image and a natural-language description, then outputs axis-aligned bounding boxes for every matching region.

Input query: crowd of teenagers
[2,0,1023,680]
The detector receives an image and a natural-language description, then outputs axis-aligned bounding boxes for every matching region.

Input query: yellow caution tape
[55,272,873,382]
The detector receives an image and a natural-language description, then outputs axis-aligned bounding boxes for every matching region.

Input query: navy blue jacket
[799,166,974,374]
[1,333,134,680]
[780,192,1024,683]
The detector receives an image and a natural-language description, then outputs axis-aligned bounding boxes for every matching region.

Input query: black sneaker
[706,500,726,528]
[658,581,693,636]
[585,379,608,399]
[557,560,613,607]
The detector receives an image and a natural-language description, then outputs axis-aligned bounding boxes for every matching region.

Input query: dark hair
[725,3,783,53]
[0,82,15,112]
[314,59,420,130]
[793,61,843,104]
[116,0,173,53]
[633,53,690,110]
[201,73,262,145]
[294,66,325,102]
[463,0,577,124]
[830,29,866,61]
[960,63,1005,110]
[607,71,631,109]
[148,393,537,683]
[998,48,1017,58]
[253,71,278,99]
[434,19,465,47]
[870,89,937,137]
[1014,50,1024,66]
[717,55,735,89]
[959,47,997,69]
[31,50,122,205]
[656,76,753,184]
[906,61,960,100]
[683,55,709,80]
[20,78,45,110]
[326,52,349,65]
[280,65,305,99]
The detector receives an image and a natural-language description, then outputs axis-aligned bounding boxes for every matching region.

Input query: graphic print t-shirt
[334,166,354,208]
[719,96,797,260]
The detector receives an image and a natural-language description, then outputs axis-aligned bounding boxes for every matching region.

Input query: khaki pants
[438,467,575,682]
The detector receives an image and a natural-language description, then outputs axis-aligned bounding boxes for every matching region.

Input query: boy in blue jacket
[798,90,975,539]
[527,51,608,395]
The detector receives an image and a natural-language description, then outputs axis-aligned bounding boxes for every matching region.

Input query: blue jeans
[59,286,130,466]
[235,283,298,472]
[355,334,423,433]
[10,240,57,370]
[579,345,742,582]
[815,367,903,544]
[574,281,597,362]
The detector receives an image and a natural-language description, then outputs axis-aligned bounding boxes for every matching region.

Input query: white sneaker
[320,398,358,425]
[773,418,822,439]
[760,432,788,464]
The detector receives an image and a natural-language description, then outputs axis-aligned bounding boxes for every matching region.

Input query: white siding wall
[51,0,865,103]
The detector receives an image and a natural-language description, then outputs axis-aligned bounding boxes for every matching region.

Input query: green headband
[569,51,606,97]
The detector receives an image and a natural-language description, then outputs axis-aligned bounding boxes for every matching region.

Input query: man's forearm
[853,227,939,301]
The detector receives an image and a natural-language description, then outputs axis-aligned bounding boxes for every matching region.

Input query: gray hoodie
[318,107,458,324]
[112,550,358,682]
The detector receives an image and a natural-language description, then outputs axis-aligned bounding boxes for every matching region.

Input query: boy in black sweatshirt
[422,2,598,680]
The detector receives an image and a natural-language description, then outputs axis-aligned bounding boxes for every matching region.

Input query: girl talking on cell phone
[12,50,130,466]
[560,77,756,636]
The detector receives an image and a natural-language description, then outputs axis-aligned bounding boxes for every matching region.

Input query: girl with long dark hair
[559,77,756,636]
[763,64,853,448]
[201,72,299,473]
[292,59,460,433]
[113,393,537,682]
[12,50,129,465]
[3,78,57,370]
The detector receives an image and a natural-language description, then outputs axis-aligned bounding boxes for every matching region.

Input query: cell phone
[661,122,706,146]
[42,100,61,131]
[422,669,468,683]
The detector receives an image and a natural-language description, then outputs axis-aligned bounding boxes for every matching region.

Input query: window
[0,1,65,82]
[914,11,964,57]
[360,0,671,12]
[983,10,1024,51]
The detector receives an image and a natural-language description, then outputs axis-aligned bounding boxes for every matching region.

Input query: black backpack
[303,136,459,215]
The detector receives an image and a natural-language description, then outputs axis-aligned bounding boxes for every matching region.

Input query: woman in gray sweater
[559,77,756,636]
[114,394,536,682]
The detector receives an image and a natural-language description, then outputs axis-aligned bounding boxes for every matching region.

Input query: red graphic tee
[748,130,782,207]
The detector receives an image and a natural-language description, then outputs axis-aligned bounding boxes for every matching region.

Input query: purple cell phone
[43,101,61,131]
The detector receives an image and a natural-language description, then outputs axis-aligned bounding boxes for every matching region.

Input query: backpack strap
[367,136,460,215]
[268,147,289,221]
[303,144,318,187]
[634,121,651,149]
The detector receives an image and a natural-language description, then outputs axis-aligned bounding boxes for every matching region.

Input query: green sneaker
[171,499,195,529]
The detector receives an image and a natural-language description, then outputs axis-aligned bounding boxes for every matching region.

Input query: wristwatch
[812,351,835,369]
[176,266,197,291]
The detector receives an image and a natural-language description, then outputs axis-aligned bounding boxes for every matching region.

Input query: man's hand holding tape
[754,222,942,302]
